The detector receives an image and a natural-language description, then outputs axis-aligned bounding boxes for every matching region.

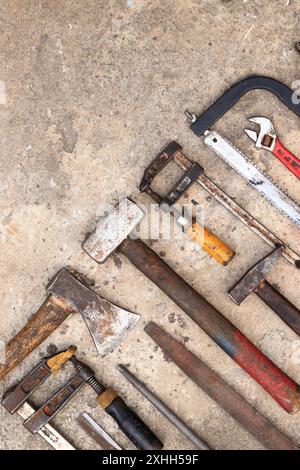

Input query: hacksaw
[204,130,300,227]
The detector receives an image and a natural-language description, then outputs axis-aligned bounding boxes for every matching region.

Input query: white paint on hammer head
[83,198,144,263]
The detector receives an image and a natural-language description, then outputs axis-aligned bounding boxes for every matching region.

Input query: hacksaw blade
[204,130,300,227]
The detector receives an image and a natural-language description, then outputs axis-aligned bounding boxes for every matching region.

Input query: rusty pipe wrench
[229,245,300,337]
[0,269,139,381]
[82,198,300,413]
[139,142,235,265]
[245,116,300,180]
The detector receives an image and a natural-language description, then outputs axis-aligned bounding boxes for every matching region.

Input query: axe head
[228,245,284,305]
[82,198,144,263]
[48,269,140,356]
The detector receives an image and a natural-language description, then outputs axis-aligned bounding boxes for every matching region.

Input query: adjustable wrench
[245,116,300,181]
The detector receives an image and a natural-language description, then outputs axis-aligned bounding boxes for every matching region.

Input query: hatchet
[82,197,300,414]
[0,269,139,380]
[228,245,300,336]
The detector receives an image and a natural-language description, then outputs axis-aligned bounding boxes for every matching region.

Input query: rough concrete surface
[0,0,300,451]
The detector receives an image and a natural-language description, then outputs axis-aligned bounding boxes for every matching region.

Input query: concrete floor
[0,0,300,450]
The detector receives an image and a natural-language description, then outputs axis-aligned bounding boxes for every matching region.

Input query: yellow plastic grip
[186,222,235,265]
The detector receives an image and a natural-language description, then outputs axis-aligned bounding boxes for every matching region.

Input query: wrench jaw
[244,116,277,152]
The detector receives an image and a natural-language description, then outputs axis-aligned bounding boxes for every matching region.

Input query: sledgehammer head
[228,245,284,305]
[82,198,144,263]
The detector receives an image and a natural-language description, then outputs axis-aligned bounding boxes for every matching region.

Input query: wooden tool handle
[0,297,72,381]
[186,222,235,265]
[256,281,300,337]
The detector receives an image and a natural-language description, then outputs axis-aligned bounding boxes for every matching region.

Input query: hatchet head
[228,245,284,305]
[82,197,144,263]
[48,269,139,356]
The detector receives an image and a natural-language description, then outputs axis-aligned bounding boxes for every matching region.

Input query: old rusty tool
[0,268,139,380]
[17,401,76,450]
[245,117,300,180]
[2,346,77,450]
[145,322,298,451]
[82,198,300,413]
[172,143,300,268]
[187,76,300,137]
[21,350,163,450]
[186,76,300,227]
[139,142,235,265]
[117,364,210,450]
[2,346,77,414]
[77,412,122,450]
[229,245,300,336]
[203,130,300,227]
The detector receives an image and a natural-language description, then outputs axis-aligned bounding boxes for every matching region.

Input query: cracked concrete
[0,0,300,450]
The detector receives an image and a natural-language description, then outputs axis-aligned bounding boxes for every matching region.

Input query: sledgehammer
[82,198,300,414]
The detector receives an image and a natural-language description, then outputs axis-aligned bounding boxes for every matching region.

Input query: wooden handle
[256,281,300,337]
[0,296,72,381]
[186,222,235,265]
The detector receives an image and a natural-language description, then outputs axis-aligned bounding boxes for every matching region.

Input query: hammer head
[228,245,284,305]
[48,269,140,356]
[82,198,144,263]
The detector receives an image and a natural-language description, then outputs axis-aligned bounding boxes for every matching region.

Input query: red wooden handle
[273,138,300,180]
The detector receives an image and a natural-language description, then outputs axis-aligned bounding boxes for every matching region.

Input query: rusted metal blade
[48,269,140,356]
[144,321,298,451]
[229,245,284,305]
[77,412,122,450]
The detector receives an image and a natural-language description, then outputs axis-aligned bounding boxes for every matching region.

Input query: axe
[0,269,139,380]
[229,246,300,337]
[82,198,300,414]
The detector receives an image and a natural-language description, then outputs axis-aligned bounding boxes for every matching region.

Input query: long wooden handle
[120,238,300,414]
[0,296,72,381]
[186,222,235,265]
[256,281,300,337]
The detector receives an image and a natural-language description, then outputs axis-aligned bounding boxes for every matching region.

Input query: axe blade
[228,245,284,305]
[48,269,139,356]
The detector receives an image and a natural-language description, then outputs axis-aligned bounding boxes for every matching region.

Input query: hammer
[228,245,300,337]
[0,269,139,380]
[82,198,300,414]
